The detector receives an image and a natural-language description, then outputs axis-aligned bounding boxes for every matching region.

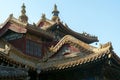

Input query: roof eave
[58,22,99,44]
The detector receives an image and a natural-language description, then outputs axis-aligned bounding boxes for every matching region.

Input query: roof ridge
[49,35,94,55]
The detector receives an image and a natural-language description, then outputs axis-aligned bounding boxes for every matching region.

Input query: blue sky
[0,0,120,56]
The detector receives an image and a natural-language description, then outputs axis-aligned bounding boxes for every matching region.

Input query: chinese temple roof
[0,4,120,74]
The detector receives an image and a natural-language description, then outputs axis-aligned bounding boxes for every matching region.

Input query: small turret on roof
[19,3,28,23]
[52,4,60,22]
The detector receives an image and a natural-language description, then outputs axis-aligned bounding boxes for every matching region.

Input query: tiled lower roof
[43,50,110,71]
[0,65,28,78]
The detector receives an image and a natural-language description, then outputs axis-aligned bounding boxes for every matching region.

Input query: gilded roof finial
[52,4,60,21]
[21,3,26,15]
[19,3,28,23]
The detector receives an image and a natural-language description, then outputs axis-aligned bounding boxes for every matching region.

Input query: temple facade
[0,4,120,80]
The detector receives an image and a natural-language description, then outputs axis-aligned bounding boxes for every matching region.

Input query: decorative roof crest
[19,3,28,23]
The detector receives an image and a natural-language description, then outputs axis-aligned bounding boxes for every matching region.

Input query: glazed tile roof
[41,42,114,71]
[38,37,120,72]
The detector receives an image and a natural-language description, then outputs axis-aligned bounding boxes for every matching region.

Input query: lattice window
[26,40,42,57]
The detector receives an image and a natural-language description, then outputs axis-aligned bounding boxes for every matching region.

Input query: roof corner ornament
[108,42,113,51]
[9,14,13,19]
[41,13,46,21]
[0,44,11,54]
[52,4,60,22]
[108,53,112,59]
[64,23,68,27]
[19,3,28,23]
[33,22,36,27]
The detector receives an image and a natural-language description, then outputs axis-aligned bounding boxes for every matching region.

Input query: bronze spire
[52,4,59,16]
[19,3,28,23]
[52,4,60,21]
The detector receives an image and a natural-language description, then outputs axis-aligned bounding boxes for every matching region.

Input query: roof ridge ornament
[41,13,46,21]
[64,23,68,27]
[9,14,13,19]
[52,4,60,21]
[19,3,28,23]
